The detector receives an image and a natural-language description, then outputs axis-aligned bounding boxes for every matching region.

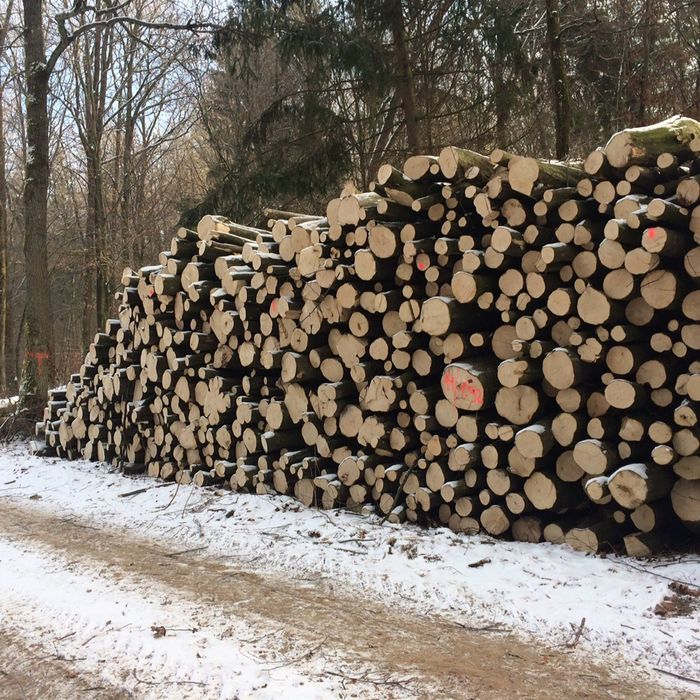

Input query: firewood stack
[37,116,700,555]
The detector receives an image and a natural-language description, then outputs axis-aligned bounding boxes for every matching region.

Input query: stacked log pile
[37,116,700,555]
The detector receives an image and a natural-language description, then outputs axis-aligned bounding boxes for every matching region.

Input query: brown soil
[0,499,683,699]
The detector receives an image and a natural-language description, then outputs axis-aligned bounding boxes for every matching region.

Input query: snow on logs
[38,116,700,555]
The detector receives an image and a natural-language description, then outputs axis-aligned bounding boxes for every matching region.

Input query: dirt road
[0,499,681,700]
[0,629,130,700]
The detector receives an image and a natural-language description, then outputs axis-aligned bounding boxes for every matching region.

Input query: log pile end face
[39,115,700,555]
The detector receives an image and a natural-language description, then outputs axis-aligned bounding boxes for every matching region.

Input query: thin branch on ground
[133,670,206,687]
[163,545,209,558]
[614,560,700,589]
[324,669,415,689]
[265,635,330,670]
[565,617,586,648]
[652,668,700,685]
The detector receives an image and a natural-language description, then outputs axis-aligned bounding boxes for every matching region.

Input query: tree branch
[47,11,223,75]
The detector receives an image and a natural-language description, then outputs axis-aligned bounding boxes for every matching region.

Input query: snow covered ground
[0,537,341,699]
[0,441,698,697]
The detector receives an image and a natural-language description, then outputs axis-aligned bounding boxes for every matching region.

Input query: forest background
[1,0,698,399]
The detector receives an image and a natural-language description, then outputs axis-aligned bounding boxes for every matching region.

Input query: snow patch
[0,442,698,689]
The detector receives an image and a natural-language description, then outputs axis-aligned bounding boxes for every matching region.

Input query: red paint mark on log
[442,370,483,407]
[456,381,483,406]
[648,227,656,240]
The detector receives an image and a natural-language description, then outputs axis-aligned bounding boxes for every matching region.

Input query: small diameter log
[604,379,647,411]
[584,476,612,505]
[497,358,542,389]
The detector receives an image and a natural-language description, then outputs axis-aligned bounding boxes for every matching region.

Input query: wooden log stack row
[37,116,700,555]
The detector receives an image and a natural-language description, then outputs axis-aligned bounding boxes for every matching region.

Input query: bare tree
[0,0,14,393]
[545,0,571,158]
[19,0,220,404]
[21,0,54,403]
[387,0,422,153]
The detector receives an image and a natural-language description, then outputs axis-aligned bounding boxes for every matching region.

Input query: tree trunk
[493,15,509,146]
[87,152,108,331]
[387,0,421,153]
[637,0,653,123]
[544,0,571,159]
[120,33,136,270]
[83,16,110,333]
[0,90,8,392]
[0,1,13,393]
[21,0,54,404]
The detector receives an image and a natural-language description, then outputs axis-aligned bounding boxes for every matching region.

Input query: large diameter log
[640,269,682,310]
[495,386,542,426]
[671,478,700,533]
[524,472,581,511]
[419,296,491,336]
[683,290,700,321]
[514,421,555,458]
[438,146,493,180]
[604,116,700,168]
[565,520,620,554]
[508,156,585,197]
[480,505,511,536]
[577,286,624,326]
[607,463,674,510]
[623,531,669,557]
[542,348,592,391]
[368,224,402,259]
[630,502,674,533]
[335,192,382,226]
[573,439,618,476]
[441,361,498,411]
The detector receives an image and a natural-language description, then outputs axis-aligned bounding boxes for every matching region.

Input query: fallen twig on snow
[565,617,586,648]
[652,668,700,685]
